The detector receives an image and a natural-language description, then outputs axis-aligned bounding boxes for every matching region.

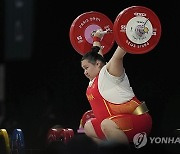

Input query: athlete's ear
[96,60,101,67]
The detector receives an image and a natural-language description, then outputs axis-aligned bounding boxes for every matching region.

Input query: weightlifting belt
[133,101,149,115]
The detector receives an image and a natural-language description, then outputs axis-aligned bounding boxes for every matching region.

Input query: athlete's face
[81,59,101,81]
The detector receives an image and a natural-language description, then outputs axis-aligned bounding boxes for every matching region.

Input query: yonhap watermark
[149,136,180,144]
[133,132,180,149]
[133,132,148,148]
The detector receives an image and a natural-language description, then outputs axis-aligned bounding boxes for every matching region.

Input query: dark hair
[81,46,106,65]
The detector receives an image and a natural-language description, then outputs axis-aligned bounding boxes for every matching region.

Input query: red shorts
[91,113,152,142]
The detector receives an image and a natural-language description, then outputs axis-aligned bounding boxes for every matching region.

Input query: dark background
[0,0,180,153]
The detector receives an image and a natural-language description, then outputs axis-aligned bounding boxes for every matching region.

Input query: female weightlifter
[81,29,152,145]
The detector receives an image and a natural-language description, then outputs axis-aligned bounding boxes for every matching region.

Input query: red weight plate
[47,128,63,144]
[81,110,95,127]
[113,6,161,54]
[62,128,74,144]
[47,129,58,143]
[66,128,74,139]
[70,11,115,55]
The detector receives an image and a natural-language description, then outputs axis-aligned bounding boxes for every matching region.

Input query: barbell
[69,6,161,55]
[0,114,94,152]
[47,125,74,144]
[47,110,95,144]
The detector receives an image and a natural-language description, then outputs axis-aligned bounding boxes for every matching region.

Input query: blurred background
[0,0,179,152]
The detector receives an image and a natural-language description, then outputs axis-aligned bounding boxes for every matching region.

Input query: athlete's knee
[101,119,118,131]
